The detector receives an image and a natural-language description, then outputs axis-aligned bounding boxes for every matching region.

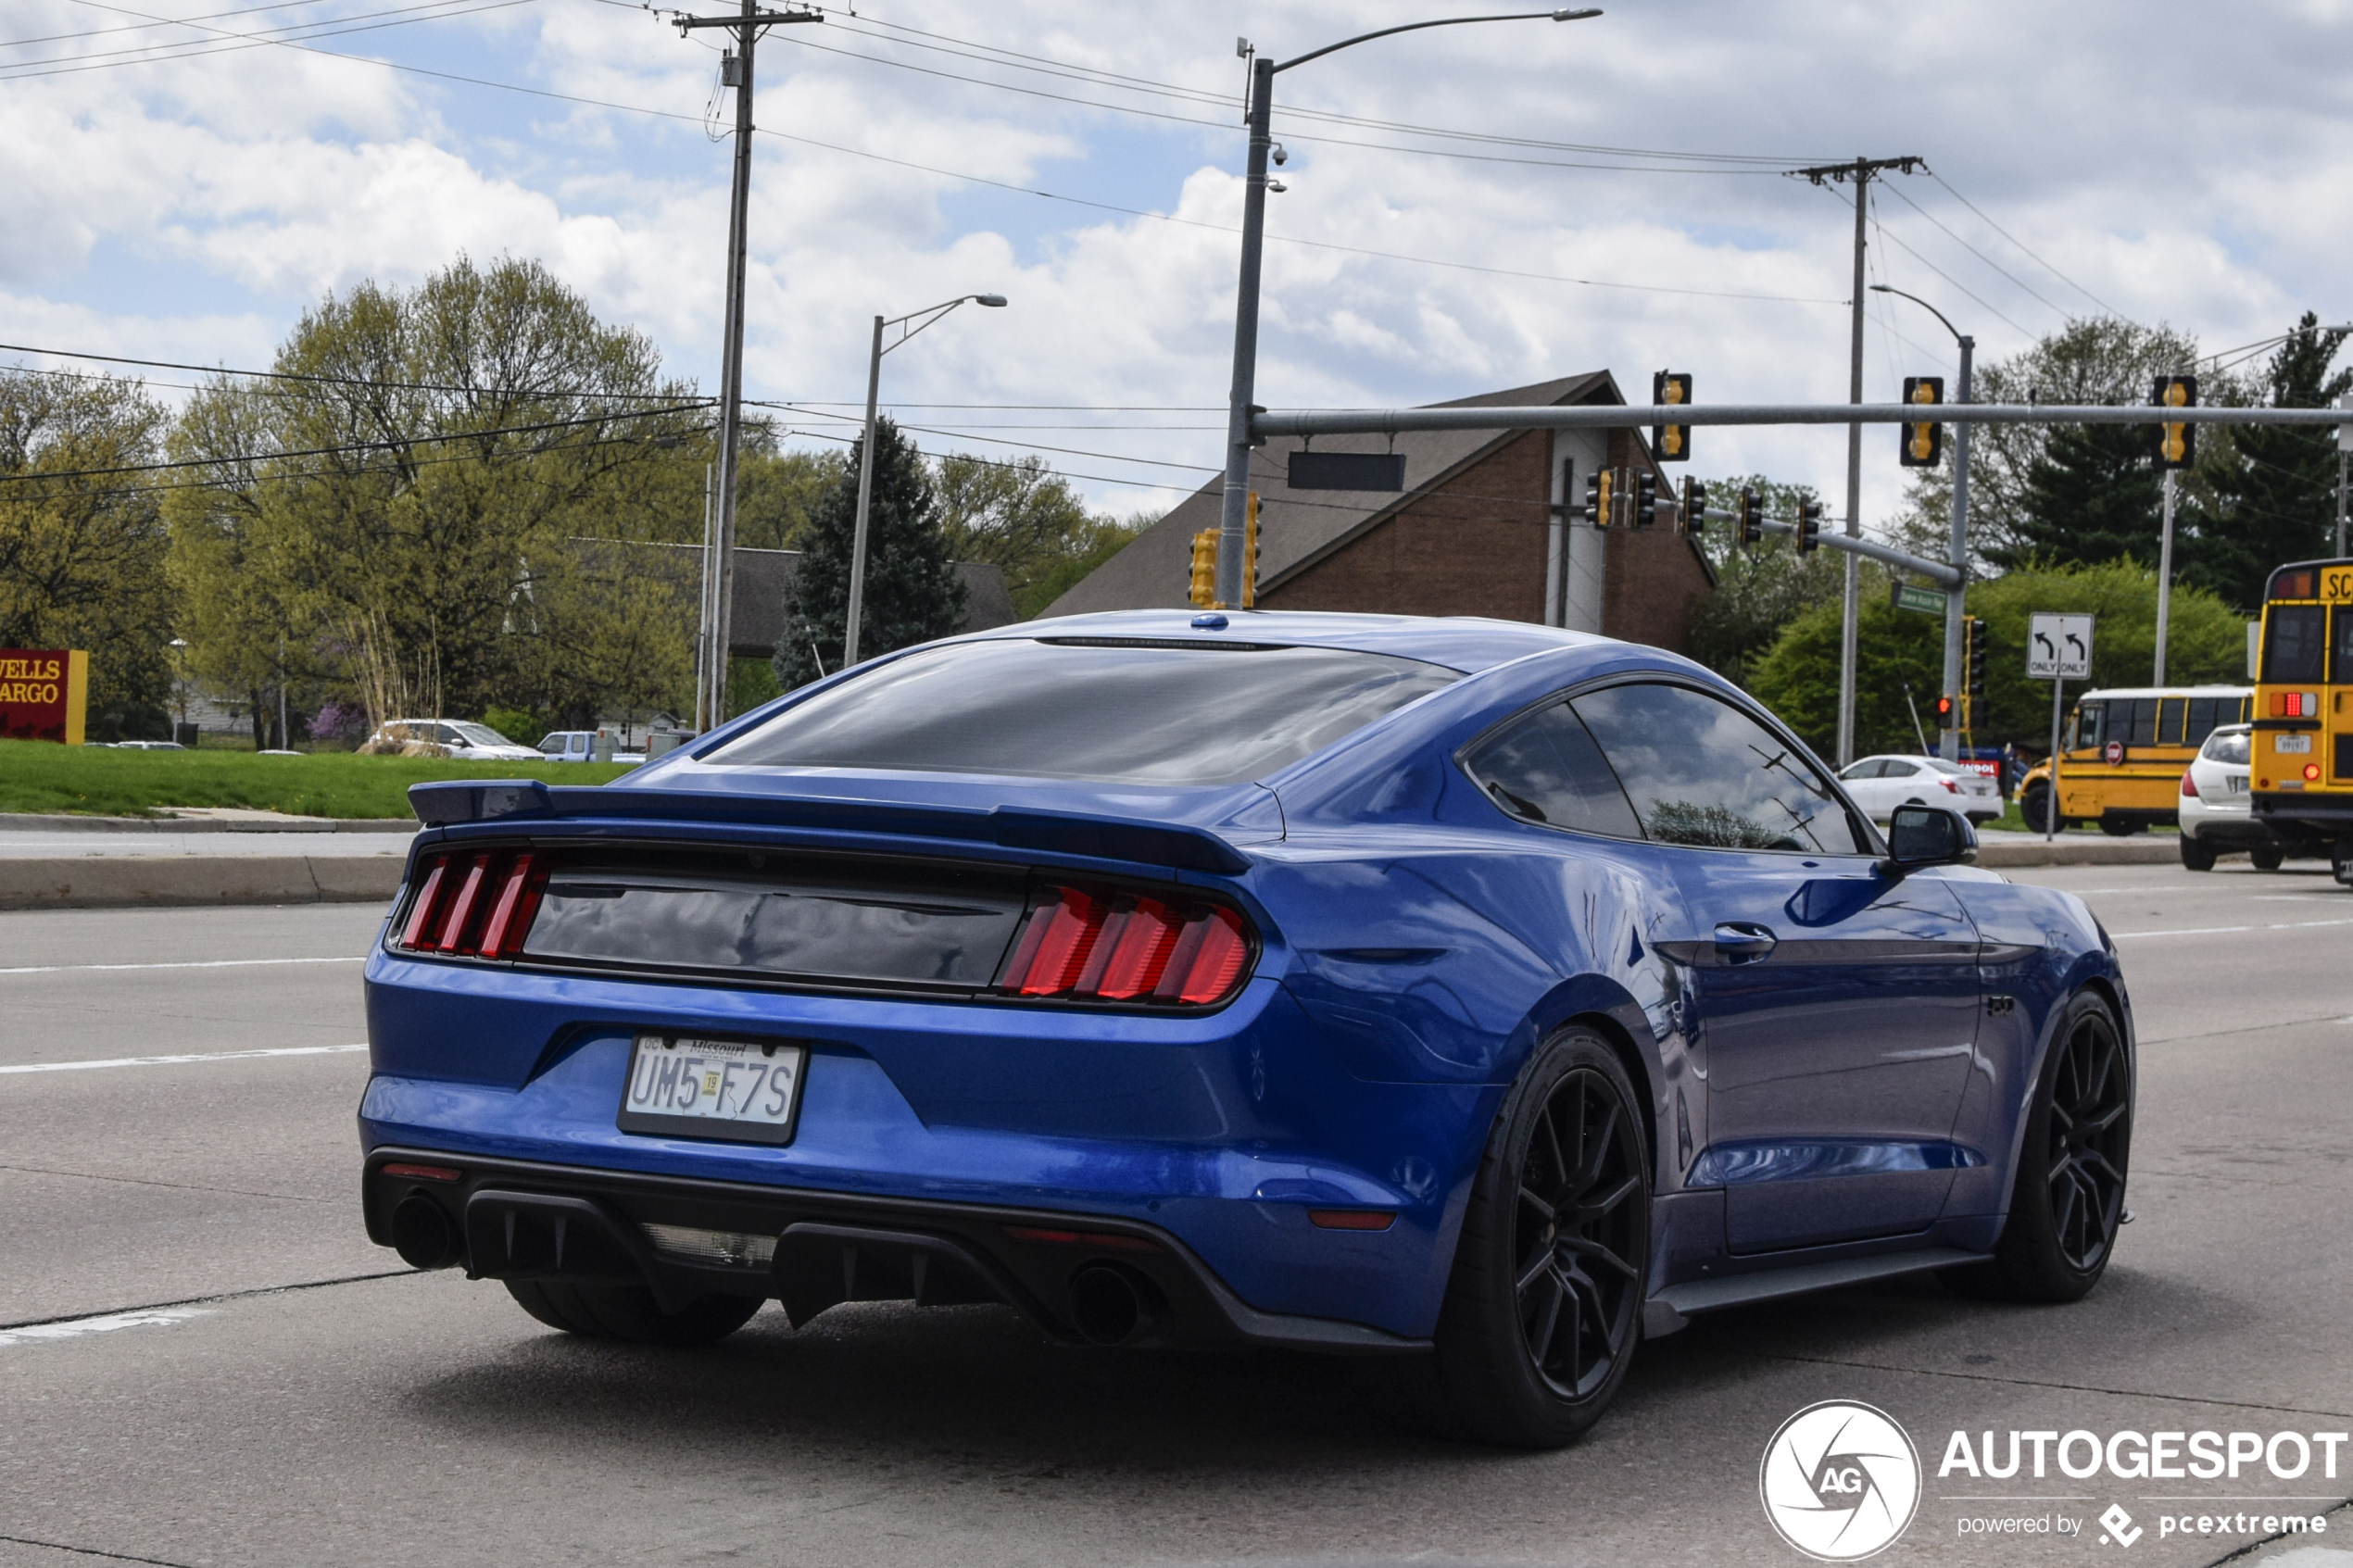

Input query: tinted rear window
[2265,605,2326,684]
[707,639,1459,785]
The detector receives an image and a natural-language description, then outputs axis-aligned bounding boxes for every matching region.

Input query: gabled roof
[1042,370,1627,617]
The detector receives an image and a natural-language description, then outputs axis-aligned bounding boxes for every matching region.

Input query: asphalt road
[4,865,2352,1568]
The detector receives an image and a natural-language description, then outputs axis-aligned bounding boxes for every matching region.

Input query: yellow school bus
[2017,684,2253,835]
[2250,558,2353,883]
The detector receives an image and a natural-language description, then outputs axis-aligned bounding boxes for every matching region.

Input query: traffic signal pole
[1941,333,1974,763]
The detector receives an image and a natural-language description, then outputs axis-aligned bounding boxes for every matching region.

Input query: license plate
[617,1033,806,1145]
[2227,775,2248,794]
[2277,734,2312,755]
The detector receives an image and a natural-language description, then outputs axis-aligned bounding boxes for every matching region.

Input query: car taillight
[998,885,1253,1006]
[2181,770,2199,797]
[1940,777,1959,794]
[396,851,545,959]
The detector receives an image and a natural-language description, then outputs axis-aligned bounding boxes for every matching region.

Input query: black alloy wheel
[1425,1029,1650,1447]
[1963,993,2133,1302]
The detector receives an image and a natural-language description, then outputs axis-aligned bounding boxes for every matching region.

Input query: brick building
[1042,371,1715,648]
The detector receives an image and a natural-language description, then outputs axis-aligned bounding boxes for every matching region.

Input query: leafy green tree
[164,256,707,730]
[935,452,1096,613]
[1022,510,1154,620]
[1997,421,2162,571]
[0,368,175,739]
[1747,558,2247,757]
[2178,313,2351,609]
[735,440,845,552]
[774,418,964,687]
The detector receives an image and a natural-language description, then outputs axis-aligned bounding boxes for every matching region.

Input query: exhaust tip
[390,1192,460,1270]
[1068,1262,1168,1347]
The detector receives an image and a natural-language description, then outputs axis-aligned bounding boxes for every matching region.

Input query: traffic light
[1900,375,1944,468]
[1241,492,1262,608]
[1795,496,1823,553]
[1934,693,1957,726]
[1739,487,1763,547]
[1680,478,1707,536]
[1965,615,1988,702]
[1585,468,1613,528]
[1652,370,1692,464]
[1633,470,1658,528]
[1188,528,1219,608]
[2151,374,2197,470]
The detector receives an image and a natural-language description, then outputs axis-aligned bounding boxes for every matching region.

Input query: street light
[843,293,1009,667]
[1871,283,1974,765]
[1215,8,1603,608]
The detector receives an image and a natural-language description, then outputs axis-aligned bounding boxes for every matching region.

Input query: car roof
[958,608,1611,673]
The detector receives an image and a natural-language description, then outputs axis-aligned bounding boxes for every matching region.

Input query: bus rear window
[2264,605,2327,684]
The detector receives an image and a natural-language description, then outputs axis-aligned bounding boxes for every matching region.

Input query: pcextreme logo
[1761,1400,1924,1561]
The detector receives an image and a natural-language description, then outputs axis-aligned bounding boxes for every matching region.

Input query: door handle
[1713,922,1778,960]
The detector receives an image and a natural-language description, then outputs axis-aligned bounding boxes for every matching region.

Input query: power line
[0,340,705,403]
[2,0,352,50]
[1879,181,2072,321]
[0,0,536,80]
[1929,172,2124,319]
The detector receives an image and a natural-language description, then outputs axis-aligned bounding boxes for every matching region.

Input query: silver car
[1835,753,2004,826]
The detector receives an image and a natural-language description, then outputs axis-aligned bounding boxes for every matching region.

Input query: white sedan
[1836,753,2004,826]
[2177,724,2326,871]
[365,720,544,761]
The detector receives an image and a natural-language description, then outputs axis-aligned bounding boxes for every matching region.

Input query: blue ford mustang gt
[359,610,2133,1446]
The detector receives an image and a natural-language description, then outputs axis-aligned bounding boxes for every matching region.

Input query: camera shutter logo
[1759,1400,1922,1561]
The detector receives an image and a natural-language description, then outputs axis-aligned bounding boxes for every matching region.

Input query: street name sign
[1892,582,1948,616]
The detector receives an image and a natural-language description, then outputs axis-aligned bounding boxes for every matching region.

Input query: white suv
[2178,724,2327,871]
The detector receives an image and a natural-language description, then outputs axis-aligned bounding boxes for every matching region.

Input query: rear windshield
[2202,729,2251,765]
[706,638,1460,785]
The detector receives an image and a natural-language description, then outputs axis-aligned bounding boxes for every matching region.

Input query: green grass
[0,740,635,820]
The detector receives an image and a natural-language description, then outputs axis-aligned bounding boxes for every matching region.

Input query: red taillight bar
[395,851,546,960]
[997,885,1254,1007]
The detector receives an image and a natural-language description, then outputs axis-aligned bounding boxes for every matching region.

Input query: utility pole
[2338,392,2350,558]
[2154,469,2178,684]
[672,2,820,731]
[1793,156,1923,766]
[1944,334,1974,760]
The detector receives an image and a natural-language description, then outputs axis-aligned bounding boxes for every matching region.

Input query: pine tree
[774,418,965,688]
[1995,420,2160,571]
[2179,313,2351,610]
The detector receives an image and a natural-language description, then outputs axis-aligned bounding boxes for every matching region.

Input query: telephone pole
[672,2,820,731]
[1793,156,1923,766]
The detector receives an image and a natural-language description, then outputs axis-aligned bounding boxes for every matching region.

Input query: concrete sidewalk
[1974,830,2180,868]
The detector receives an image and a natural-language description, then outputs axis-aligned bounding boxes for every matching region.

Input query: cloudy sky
[4,0,2347,531]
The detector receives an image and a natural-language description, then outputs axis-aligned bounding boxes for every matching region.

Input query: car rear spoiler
[404,780,1253,876]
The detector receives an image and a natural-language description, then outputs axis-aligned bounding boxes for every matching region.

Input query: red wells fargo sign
[0,649,90,745]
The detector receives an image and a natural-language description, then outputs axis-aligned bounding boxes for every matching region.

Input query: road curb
[0,813,414,834]
[1976,837,2179,868]
[0,854,405,911]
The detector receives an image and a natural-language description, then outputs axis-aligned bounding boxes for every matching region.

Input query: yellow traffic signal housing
[2152,375,2197,470]
[1652,371,1692,464]
[1188,528,1220,608]
[1585,468,1614,528]
[1900,375,1944,468]
[1241,492,1261,609]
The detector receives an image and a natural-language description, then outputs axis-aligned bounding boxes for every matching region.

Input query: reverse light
[2181,771,2199,798]
[998,885,1253,1006]
[395,851,547,959]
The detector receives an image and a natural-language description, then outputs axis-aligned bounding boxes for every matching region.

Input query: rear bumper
[2253,793,2353,836]
[363,1147,1428,1355]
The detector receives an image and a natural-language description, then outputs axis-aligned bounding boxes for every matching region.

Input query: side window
[2125,699,2158,746]
[1569,683,1867,856]
[1461,701,1643,839]
[2157,698,2183,746]
[2264,606,2326,684]
[2075,705,2106,749]
[1840,759,1888,780]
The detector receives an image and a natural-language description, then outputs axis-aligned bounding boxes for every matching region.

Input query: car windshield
[707,638,1460,785]
[448,722,516,747]
[2203,729,2252,765]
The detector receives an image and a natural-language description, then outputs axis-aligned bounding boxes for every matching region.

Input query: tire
[505,1280,764,1345]
[2251,845,2286,872]
[2020,782,2056,834]
[2178,834,2217,872]
[1424,1028,1650,1449]
[1973,992,2133,1303]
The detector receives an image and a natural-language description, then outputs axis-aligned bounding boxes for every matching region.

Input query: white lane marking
[0,1305,211,1349]
[2113,918,2353,940]
[0,955,365,977]
[0,1044,367,1076]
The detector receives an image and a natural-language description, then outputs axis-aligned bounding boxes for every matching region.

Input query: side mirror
[1882,803,1978,873]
